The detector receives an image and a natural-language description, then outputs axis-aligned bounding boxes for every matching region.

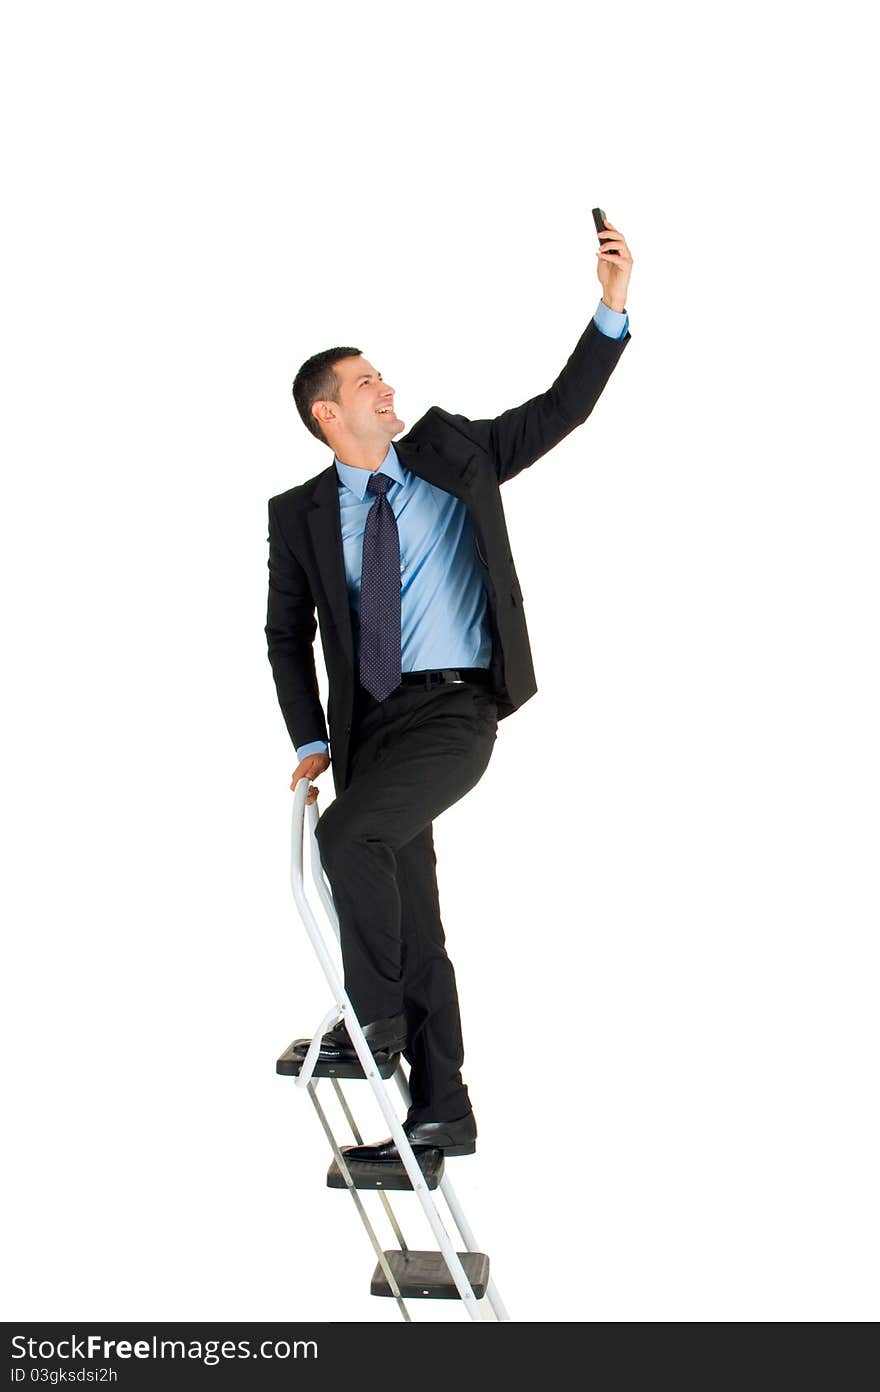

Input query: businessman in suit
[266,216,633,1160]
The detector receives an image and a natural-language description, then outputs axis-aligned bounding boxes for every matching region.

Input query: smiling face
[312,355,405,455]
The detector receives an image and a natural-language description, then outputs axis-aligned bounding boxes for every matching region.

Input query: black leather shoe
[290,1012,407,1064]
[341,1110,477,1162]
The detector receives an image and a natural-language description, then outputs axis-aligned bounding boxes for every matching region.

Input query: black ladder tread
[276,1040,400,1079]
[327,1149,445,1190]
[371,1250,490,1300]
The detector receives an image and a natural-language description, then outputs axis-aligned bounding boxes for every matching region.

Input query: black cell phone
[591,206,619,254]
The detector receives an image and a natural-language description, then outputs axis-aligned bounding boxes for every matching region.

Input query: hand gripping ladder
[276,774,511,1323]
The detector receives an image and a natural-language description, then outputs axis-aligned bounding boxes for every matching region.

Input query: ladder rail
[287,776,495,1321]
[305,1079,411,1322]
[390,1070,509,1322]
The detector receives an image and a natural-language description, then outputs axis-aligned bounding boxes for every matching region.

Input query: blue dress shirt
[296,298,629,762]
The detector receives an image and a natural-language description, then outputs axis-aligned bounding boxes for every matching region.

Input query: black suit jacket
[266,316,631,796]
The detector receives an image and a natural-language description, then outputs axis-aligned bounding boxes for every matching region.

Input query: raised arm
[434,217,634,486]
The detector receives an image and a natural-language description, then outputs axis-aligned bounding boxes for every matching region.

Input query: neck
[333,440,391,472]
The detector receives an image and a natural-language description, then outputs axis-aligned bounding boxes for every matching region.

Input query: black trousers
[314,674,498,1123]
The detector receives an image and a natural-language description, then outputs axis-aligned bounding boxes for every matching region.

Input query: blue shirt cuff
[593,298,629,339]
[296,739,329,762]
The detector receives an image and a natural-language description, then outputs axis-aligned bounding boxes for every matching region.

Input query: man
[266,217,633,1161]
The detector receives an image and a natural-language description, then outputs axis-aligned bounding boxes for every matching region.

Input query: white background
[2,0,877,1323]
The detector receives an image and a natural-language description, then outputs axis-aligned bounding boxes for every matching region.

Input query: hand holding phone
[591,206,620,255]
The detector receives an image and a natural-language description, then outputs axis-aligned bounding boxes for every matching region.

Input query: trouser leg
[394,823,471,1123]
[314,681,496,1114]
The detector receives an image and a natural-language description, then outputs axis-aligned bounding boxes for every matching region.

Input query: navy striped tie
[359,472,401,700]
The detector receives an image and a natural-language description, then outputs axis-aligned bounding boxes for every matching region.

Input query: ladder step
[371,1250,490,1300]
[276,1041,400,1079]
[327,1149,445,1190]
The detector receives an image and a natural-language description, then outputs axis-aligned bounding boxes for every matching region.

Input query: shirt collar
[334,442,405,500]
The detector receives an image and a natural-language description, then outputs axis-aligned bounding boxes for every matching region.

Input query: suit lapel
[304,435,477,664]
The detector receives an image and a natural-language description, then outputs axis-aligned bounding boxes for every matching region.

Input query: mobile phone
[591,206,620,255]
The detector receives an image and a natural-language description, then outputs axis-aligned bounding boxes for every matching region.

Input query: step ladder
[276,774,511,1323]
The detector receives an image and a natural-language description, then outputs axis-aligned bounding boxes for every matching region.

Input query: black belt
[397,667,494,691]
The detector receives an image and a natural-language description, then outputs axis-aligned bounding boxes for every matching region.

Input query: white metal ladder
[277,774,511,1322]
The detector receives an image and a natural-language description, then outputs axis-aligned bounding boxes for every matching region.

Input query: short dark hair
[292,346,362,446]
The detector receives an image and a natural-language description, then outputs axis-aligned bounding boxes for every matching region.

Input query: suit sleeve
[265,498,329,753]
[435,312,631,486]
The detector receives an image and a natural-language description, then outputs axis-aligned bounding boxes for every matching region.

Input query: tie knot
[366,472,392,497]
